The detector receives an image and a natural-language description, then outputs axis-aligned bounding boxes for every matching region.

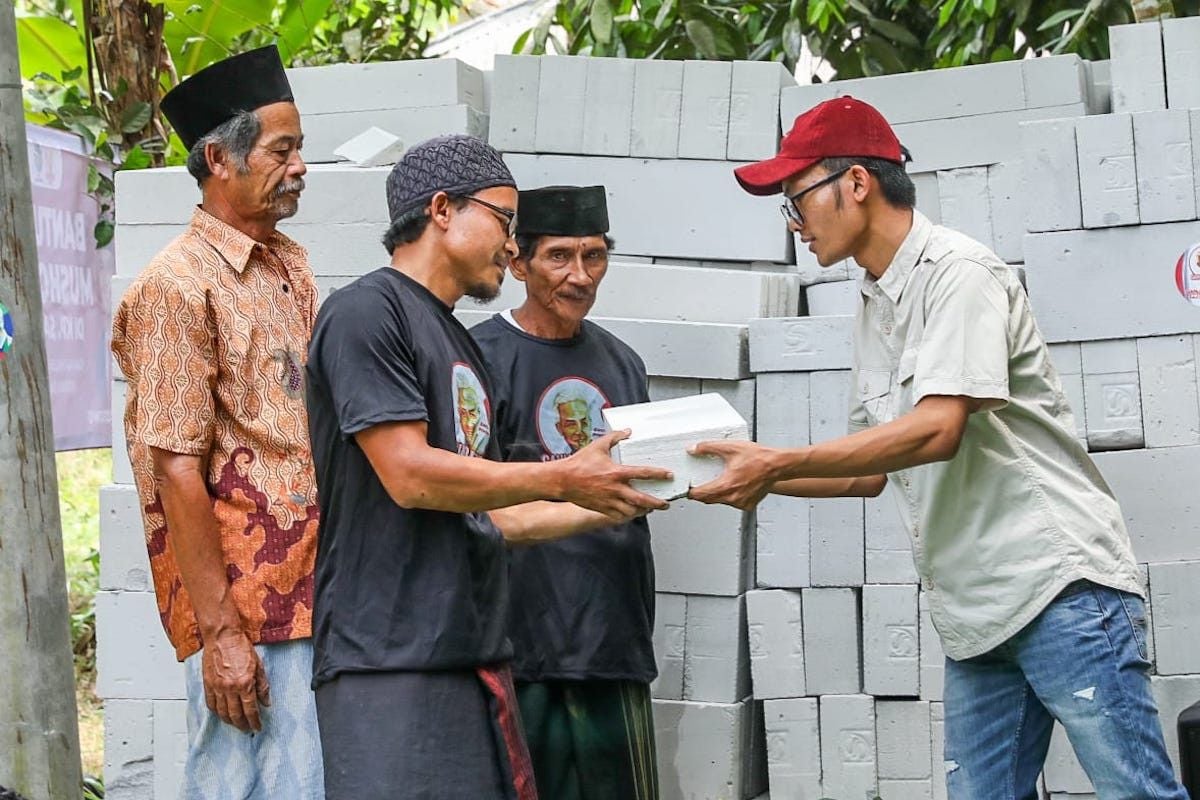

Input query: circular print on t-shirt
[1175,242,1200,307]
[0,300,13,361]
[452,362,491,457]
[536,377,611,458]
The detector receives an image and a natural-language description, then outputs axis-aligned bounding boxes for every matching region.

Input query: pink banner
[26,124,115,451]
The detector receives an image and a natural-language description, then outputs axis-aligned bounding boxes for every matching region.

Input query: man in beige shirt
[692,97,1186,798]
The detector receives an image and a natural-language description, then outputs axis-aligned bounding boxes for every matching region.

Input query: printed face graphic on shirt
[537,377,610,458]
[452,363,491,457]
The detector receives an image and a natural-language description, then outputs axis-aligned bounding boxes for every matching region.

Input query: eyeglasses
[779,167,850,227]
[465,195,518,237]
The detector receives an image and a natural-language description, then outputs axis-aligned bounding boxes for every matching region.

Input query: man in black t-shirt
[305,138,671,800]
[471,186,660,800]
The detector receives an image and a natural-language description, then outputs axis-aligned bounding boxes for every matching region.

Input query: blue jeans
[943,582,1187,800]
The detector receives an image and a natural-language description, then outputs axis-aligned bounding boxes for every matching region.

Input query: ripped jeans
[943,581,1187,800]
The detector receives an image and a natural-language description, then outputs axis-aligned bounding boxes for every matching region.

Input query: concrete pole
[0,3,85,798]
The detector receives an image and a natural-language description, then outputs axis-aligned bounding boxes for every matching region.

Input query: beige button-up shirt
[849,210,1142,660]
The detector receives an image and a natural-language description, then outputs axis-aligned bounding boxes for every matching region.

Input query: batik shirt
[111,207,320,661]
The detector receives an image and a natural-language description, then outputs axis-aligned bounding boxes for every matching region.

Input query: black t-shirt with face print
[471,313,657,684]
[306,268,510,688]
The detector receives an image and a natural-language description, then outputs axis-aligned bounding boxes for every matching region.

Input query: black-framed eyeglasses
[779,167,851,227]
[465,195,518,237]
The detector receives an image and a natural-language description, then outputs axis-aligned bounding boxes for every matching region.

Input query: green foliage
[57,449,111,685]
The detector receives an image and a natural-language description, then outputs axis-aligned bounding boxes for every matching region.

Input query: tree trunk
[1131,0,1175,21]
[0,4,85,799]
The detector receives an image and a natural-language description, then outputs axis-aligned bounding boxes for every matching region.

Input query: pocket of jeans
[1117,593,1151,663]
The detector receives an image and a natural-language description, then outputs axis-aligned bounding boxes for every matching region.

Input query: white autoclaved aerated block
[103,699,154,799]
[809,370,851,444]
[112,381,133,485]
[805,279,860,317]
[779,83,838,132]
[1133,110,1196,224]
[1081,339,1144,450]
[1164,17,1200,110]
[819,694,877,800]
[100,483,150,592]
[1022,55,1088,109]
[750,316,855,373]
[755,372,810,448]
[1092,445,1200,563]
[879,779,934,800]
[1110,21,1167,114]
[937,168,994,251]
[604,393,749,500]
[795,241,853,286]
[678,61,732,160]
[988,161,1024,263]
[1077,112,1140,228]
[331,126,406,167]
[763,698,821,799]
[728,61,795,162]
[630,60,684,159]
[877,700,931,779]
[489,55,540,152]
[96,591,185,701]
[653,593,687,700]
[286,58,485,115]
[704,378,757,436]
[931,703,947,800]
[652,499,750,596]
[866,485,917,585]
[302,105,485,163]
[653,698,766,800]
[649,377,702,401]
[862,584,920,697]
[1137,335,1200,448]
[685,595,750,703]
[1019,119,1083,233]
[809,497,865,588]
[534,56,587,154]
[153,699,188,800]
[802,588,861,695]
[1148,560,1200,675]
[746,589,806,699]
[826,61,1027,125]
[912,173,942,225]
[756,493,810,589]
[918,591,945,701]
[582,57,635,157]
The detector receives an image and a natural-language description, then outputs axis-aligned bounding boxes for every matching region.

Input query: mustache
[272,178,306,198]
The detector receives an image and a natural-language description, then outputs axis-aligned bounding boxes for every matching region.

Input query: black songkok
[161,45,294,151]
[516,186,610,236]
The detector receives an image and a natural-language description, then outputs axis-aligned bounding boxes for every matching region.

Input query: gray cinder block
[678,61,732,160]
[153,699,188,800]
[779,83,838,132]
[1148,560,1200,675]
[1137,335,1200,448]
[756,492,810,589]
[652,500,751,596]
[1133,110,1196,224]
[988,161,1024,263]
[1019,119,1083,233]
[862,584,920,697]
[1076,113,1139,228]
[810,497,865,588]
[805,279,860,317]
[937,167,994,251]
[746,589,806,699]
[300,105,487,164]
[819,694,878,800]
[1092,445,1200,563]
[583,57,636,156]
[489,55,541,152]
[286,58,484,115]
[653,697,767,800]
[877,700,931,779]
[96,591,186,701]
[762,697,821,798]
[1110,21,1167,113]
[653,593,687,700]
[755,372,810,448]
[534,56,588,154]
[1081,339,1144,450]
[802,588,861,695]
[809,370,851,444]
[918,591,945,702]
[1022,55,1089,110]
[866,485,917,586]
[728,61,795,161]
[103,699,154,799]
[749,316,855,373]
[685,595,751,703]
[630,60,684,159]
[1164,17,1200,110]
[100,484,150,592]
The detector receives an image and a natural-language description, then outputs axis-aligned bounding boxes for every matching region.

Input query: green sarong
[516,680,658,800]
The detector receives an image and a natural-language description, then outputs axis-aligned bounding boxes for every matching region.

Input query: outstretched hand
[687,439,776,510]
[558,429,672,520]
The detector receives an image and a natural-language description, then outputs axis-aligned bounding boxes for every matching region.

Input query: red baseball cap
[734,95,904,196]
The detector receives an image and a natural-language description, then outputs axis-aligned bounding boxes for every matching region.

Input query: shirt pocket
[895,347,919,417]
[857,368,893,425]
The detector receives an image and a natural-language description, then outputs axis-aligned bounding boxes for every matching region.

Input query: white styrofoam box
[1076,113,1139,228]
[728,61,795,161]
[630,60,685,159]
[750,316,855,373]
[805,279,859,317]
[862,584,920,697]
[654,698,767,800]
[652,500,752,596]
[503,153,792,262]
[301,105,487,164]
[1133,110,1196,223]
[1138,335,1200,448]
[1093,445,1200,563]
[331,126,406,168]
[898,104,1088,174]
[918,591,945,702]
[678,61,733,160]
[489,55,540,152]
[96,591,186,700]
[287,58,484,115]
[809,370,851,444]
[877,700,931,779]
[866,486,917,586]
[1109,21,1167,114]
[802,587,861,695]
[824,62,1027,125]
[153,699,188,800]
[1043,723,1094,794]
[912,172,942,225]
[534,55,588,154]
[1152,674,1200,780]
[1163,17,1200,110]
[810,497,865,588]
[100,484,150,592]
[746,589,806,699]
[650,377,702,401]
[704,379,758,437]
[653,593,687,700]
[103,699,154,799]
[779,83,838,131]
[988,161,1024,263]
[756,493,810,589]
[1022,55,1089,110]
[762,698,821,798]
[582,57,636,157]
[604,392,750,500]
[755,372,810,448]
[1019,118,1083,233]
[1148,560,1200,675]
[1023,222,1200,343]
[685,595,751,703]
[930,703,947,800]
[937,167,994,252]
[112,381,133,485]
[1081,339,1144,450]
[1047,342,1086,441]
[819,694,877,800]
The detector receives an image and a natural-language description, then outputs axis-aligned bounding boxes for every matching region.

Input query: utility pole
[0,3,85,798]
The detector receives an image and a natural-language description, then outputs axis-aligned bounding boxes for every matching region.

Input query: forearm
[489,501,618,544]
[772,474,887,498]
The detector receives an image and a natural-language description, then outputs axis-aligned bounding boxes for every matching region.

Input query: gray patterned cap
[385,135,516,223]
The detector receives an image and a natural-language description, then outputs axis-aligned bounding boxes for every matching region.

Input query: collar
[188,206,303,274]
[861,209,933,305]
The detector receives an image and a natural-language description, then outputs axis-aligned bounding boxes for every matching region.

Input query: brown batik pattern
[112,207,320,661]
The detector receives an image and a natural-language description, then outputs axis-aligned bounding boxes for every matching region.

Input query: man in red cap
[691,97,1186,798]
